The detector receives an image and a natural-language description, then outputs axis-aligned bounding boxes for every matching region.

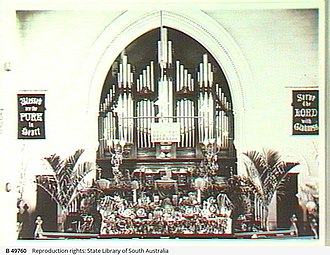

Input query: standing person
[309,218,318,239]
[290,214,298,236]
[34,216,43,239]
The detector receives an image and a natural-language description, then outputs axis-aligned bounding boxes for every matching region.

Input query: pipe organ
[89,27,237,237]
[98,27,236,175]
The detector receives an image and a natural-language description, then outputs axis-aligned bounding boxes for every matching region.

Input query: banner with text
[292,90,318,135]
[18,94,45,139]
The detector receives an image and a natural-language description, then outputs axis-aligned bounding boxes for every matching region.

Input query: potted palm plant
[242,149,299,230]
[36,149,98,232]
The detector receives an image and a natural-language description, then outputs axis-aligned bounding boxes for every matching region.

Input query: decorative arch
[83,10,254,154]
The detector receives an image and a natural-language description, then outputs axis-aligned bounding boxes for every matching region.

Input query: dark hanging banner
[292,90,319,135]
[18,94,45,139]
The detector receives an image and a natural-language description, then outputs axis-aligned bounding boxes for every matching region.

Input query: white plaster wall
[0,0,21,243]
[206,9,321,177]
[0,6,323,241]
[206,10,318,137]
[16,10,124,155]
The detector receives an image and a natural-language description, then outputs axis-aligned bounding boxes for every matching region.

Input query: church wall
[12,9,319,178]
[205,10,321,186]
[0,6,323,240]
[0,1,19,242]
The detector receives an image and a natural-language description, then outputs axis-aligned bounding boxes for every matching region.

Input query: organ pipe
[123,55,127,88]
[177,99,194,148]
[176,61,180,91]
[143,70,147,89]
[203,54,208,86]
[175,61,194,92]
[137,61,155,92]
[180,65,184,89]
[119,63,123,86]
[158,27,172,70]
[168,41,172,65]
[136,100,156,148]
[150,61,154,92]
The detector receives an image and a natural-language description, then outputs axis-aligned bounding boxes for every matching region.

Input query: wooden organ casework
[97,27,236,182]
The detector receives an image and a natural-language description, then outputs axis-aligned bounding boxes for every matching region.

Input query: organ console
[98,27,236,178]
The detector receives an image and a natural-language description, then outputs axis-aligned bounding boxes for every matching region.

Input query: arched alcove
[98,26,236,176]
[83,10,254,158]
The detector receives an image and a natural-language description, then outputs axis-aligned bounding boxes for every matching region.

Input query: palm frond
[39,149,94,211]
[44,154,63,183]
[244,151,270,184]
[265,171,291,204]
[243,160,264,196]
[71,162,95,180]
[263,148,282,170]
[44,154,62,171]
[65,149,85,171]
[243,149,299,206]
